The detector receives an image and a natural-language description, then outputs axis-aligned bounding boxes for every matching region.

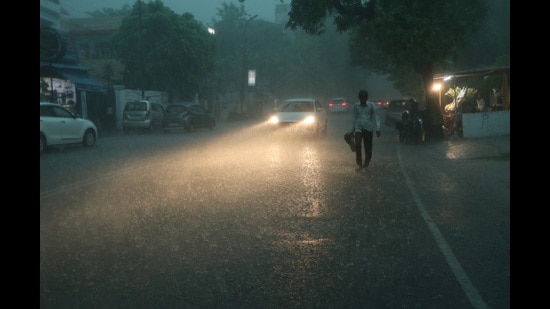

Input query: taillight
[328,102,334,107]
[342,102,347,107]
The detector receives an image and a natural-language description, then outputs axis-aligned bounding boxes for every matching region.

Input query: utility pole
[139,0,145,99]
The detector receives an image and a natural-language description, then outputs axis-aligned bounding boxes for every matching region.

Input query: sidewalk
[443,134,510,160]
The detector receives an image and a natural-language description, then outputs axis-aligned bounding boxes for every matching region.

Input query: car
[385,99,410,127]
[163,102,216,132]
[40,102,98,154]
[327,97,351,113]
[268,98,327,137]
[122,100,165,133]
[373,99,386,109]
[350,100,381,113]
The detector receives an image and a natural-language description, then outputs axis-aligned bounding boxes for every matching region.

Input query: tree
[212,1,375,113]
[249,0,488,141]
[112,0,216,101]
[86,5,132,17]
[456,0,510,69]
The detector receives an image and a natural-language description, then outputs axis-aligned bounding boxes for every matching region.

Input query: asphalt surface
[41,116,510,308]
[100,120,510,161]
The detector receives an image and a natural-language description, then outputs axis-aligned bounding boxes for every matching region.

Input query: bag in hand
[344,131,355,152]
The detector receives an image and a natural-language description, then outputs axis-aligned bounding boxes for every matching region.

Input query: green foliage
[86,4,132,17]
[445,86,477,101]
[112,0,216,101]
[348,0,487,82]
[210,2,377,102]
[271,0,492,140]
[443,86,478,113]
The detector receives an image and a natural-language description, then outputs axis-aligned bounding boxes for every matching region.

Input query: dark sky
[61,0,278,24]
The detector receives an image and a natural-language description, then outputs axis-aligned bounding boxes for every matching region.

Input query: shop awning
[433,67,510,81]
[56,70,107,93]
[40,61,107,94]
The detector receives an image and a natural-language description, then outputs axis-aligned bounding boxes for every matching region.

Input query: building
[61,16,125,86]
[40,0,111,131]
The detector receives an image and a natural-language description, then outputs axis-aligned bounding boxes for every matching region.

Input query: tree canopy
[86,5,132,17]
[272,0,490,141]
[112,0,216,101]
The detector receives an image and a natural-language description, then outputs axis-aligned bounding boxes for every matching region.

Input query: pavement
[439,134,510,160]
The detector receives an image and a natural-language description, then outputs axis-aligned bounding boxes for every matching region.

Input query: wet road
[40,112,510,308]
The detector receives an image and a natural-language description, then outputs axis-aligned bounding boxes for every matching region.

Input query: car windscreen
[281,102,313,112]
[125,102,147,111]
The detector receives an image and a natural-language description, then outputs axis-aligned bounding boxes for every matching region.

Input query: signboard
[248,70,256,86]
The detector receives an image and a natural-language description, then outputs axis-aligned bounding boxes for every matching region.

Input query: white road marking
[397,146,488,309]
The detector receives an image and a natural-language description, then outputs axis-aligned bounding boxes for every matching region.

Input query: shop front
[41,26,112,130]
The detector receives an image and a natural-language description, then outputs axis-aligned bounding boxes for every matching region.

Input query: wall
[462,110,510,138]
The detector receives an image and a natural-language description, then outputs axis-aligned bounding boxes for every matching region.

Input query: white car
[40,102,98,154]
[268,98,327,137]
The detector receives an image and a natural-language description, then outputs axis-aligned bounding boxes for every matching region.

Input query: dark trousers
[354,129,373,167]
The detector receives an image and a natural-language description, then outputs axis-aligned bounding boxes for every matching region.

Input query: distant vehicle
[397,99,425,144]
[327,97,350,113]
[268,98,327,137]
[40,102,98,154]
[122,100,165,133]
[350,100,380,114]
[163,102,216,132]
[385,99,410,127]
[373,99,385,109]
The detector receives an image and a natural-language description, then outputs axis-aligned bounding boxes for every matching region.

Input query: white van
[122,100,165,133]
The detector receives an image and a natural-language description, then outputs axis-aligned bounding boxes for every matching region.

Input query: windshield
[124,101,147,111]
[281,101,313,112]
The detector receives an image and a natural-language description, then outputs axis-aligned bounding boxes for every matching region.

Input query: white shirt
[351,101,381,133]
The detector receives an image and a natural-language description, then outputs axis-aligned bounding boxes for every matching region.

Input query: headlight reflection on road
[299,145,323,218]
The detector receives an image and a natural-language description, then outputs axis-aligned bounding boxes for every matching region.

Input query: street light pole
[240,14,258,115]
[438,88,441,110]
[432,82,442,110]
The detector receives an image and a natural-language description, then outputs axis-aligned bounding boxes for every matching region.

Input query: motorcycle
[397,109,424,144]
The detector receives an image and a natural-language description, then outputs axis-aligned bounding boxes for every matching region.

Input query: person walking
[351,89,381,171]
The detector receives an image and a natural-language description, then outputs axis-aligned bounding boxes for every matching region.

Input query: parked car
[268,98,327,137]
[122,100,165,133]
[385,99,410,127]
[40,102,98,154]
[163,102,216,132]
[327,97,350,113]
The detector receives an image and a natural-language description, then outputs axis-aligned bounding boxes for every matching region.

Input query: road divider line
[397,146,488,309]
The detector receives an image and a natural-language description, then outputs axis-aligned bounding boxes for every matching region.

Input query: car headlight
[303,115,315,124]
[269,115,279,124]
